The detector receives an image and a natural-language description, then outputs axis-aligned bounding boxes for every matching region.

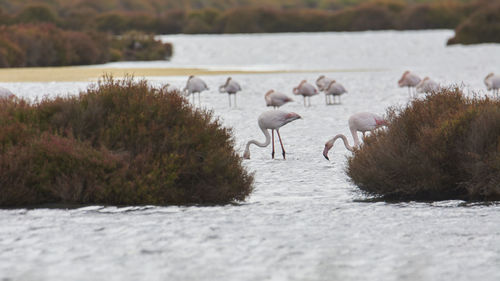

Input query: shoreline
[0,66,384,83]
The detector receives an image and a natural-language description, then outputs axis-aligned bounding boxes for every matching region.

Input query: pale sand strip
[0,67,383,82]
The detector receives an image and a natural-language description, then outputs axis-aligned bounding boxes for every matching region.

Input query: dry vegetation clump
[347,88,500,201]
[447,1,500,45]
[0,76,253,207]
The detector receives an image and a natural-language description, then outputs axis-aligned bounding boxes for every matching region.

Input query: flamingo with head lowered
[265,90,293,109]
[484,73,500,98]
[243,110,301,160]
[183,75,209,105]
[398,71,421,98]
[293,80,318,107]
[323,112,387,160]
[416,77,440,94]
[219,77,242,107]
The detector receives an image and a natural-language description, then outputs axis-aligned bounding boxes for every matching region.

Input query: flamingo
[416,77,440,94]
[484,73,500,98]
[324,80,347,105]
[293,80,318,107]
[0,87,15,99]
[183,75,209,105]
[316,75,333,91]
[398,71,421,98]
[265,90,293,109]
[243,110,301,160]
[219,77,242,107]
[323,112,387,160]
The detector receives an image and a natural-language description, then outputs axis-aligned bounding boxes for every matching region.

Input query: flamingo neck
[350,127,361,148]
[244,125,271,157]
[330,134,356,152]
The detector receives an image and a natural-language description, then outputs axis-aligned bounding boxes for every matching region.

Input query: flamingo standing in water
[0,87,15,99]
[398,71,421,98]
[183,75,209,105]
[416,77,440,94]
[265,90,293,109]
[219,77,242,107]
[316,75,334,91]
[323,112,387,160]
[484,73,500,97]
[243,110,301,160]
[293,80,318,107]
[324,80,347,105]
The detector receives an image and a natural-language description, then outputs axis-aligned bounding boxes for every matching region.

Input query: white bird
[265,90,293,109]
[219,77,242,107]
[323,112,387,160]
[398,71,421,98]
[416,77,440,94]
[183,75,209,105]
[324,80,347,105]
[484,73,500,98]
[293,80,318,107]
[0,87,15,99]
[243,110,301,160]
[316,75,333,91]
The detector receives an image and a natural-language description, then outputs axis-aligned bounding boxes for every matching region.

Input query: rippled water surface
[1,30,500,281]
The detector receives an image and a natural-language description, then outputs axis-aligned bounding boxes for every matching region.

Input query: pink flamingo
[0,87,14,99]
[243,110,301,160]
[323,112,387,160]
[324,80,347,105]
[293,80,318,107]
[484,73,500,98]
[219,77,242,107]
[416,77,440,94]
[398,71,421,98]
[183,75,209,105]
[265,90,293,109]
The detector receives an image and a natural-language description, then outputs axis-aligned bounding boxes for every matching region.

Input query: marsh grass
[347,88,500,201]
[0,76,253,207]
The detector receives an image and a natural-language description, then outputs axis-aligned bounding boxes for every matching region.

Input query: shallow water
[1,30,500,281]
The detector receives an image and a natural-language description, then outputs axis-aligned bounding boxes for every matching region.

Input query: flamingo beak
[323,145,331,160]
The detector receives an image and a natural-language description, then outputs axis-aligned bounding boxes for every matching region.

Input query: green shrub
[347,88,500,201]
[0,77,253,207]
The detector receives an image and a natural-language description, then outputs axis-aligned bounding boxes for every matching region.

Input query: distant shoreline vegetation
[0,76,253,207]
[347,88,500,202]
[0,0,497,67]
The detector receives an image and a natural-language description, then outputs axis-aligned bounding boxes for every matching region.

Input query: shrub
[15,4,60,25]
[347,88,500,201]
[0,76,254,207]
[111,31,173,61]
[447,2,500,45]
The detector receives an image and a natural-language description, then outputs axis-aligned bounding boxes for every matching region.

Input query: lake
[1,30,500,281]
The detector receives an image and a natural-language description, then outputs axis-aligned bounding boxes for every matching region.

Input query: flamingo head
[375,117,389,127]
[326,80,336,91]
[323,140,334,160]
[285,112,301,122]
[188,75,194,80]
[219,84,226,93]
[316,75,325,83]
[243,148,250,159]
[398,71,410,86]
[293,87,299,95]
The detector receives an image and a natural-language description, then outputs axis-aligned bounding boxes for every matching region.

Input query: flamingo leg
[276,129,286,159]
[198,92,201,106]
[339,95,341,104]
[271,129,275,159]
[228,94,231,107]
[303,96,306,107]
[408,86,411,98]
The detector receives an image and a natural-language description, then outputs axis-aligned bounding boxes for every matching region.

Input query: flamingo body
[0,87,14,99]
[183,75,209,105]
[398,71,421,98]
[316,75,334,91]
[484,73,500,97]
[219,77,242,107]
[324,80,347,105]
[265,90,293,108]
[416,77,440,94]
[293,80,318,107]
[243,110,301,159]
[323,112,387,160]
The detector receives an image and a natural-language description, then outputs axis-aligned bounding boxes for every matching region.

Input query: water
[1,30,500,281]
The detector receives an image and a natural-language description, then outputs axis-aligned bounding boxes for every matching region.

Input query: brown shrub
[0,76,253,207]
[347,89,500,201]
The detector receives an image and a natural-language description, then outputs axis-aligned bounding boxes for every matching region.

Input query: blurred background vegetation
[0,0,498,67]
